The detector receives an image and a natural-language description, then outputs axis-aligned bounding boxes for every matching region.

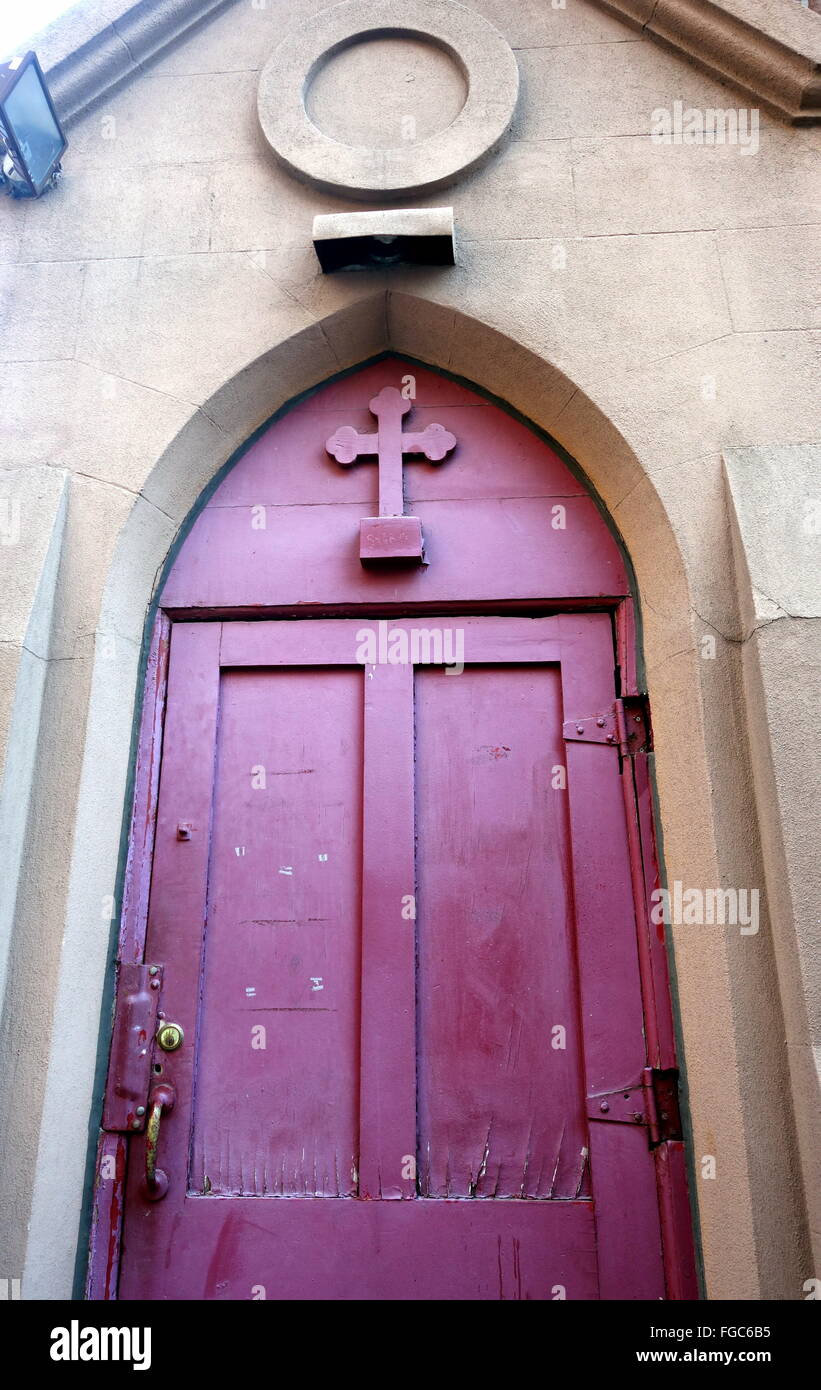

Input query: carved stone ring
[257,0,519,199]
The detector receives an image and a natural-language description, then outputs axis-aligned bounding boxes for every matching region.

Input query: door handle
[142,1082,175,1201]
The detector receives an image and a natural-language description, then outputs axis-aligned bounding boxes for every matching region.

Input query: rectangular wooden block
[359,515,424,563]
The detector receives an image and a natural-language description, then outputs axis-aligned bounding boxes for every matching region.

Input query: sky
[1,0,79,56]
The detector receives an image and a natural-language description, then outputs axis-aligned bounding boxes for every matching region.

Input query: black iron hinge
[587,1067,683,1148]
[563,695,652,755]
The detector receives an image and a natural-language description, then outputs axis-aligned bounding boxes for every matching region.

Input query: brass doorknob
[156,1021,184,1052]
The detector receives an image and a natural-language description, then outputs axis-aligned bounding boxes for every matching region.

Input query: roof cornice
[11,0,821,128]
[21,0,239,124]
[594,0,821,122]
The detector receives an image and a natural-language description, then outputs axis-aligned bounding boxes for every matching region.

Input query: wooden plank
[119,611,170,963]
[557,614,648,1095]
[122,1196,598,1302]
[587,1124,665,1300]
[358,657,416,1199]
[556,614,666,1296]
[220,615,565,668]
[120,622,222,1268]
[85,1133,126,1300]
[161,495,628,613]
[633,748,677,1070]
[654,1140,700,1301]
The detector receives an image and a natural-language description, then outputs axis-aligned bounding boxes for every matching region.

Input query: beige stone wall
[0,0,818,1298]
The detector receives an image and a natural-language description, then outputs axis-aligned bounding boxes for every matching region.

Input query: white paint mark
[279,865,293,876]
[245,986,256,997]
[318,853,328,862]
[310,977,324,991]
[234,846,246,857]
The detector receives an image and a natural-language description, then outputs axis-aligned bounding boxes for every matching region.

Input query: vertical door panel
[192,667,362,1197]
[557,615,650,1093]
[416,664,588,1199]
[359,659,417,1199]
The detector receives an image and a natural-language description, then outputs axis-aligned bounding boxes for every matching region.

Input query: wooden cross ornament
[326,385,456,562]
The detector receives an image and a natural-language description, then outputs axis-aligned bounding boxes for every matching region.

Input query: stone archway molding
[12,291,783,1305]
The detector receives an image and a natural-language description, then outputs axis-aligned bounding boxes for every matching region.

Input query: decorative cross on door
[326,385,456,562]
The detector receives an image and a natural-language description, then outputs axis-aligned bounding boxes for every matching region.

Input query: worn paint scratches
[497,1235,523,1300]
[519,1120,535,1198]
[468,1119,493,1197]
[574,1146,589,1199]
[548,1122,566,1199]
[240,917,328,926]
[478,744,511,761]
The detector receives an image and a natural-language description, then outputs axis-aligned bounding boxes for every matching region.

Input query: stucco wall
[0,0,818,1299]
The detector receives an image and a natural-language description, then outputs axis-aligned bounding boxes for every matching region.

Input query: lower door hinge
[587,1067,683,1147]
[102,961,163,1133]
[563,695,652,755]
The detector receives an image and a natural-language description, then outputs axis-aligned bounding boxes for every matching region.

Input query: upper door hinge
[563,695,652,755]
[102,962,163,1133]
[587,1067,683,1147]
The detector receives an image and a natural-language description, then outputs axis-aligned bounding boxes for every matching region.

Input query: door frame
[85,595,698,1301]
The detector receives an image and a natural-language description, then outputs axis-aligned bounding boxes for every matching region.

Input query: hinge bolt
[596,718,605,727]
[600,1101,609,1113]
[131,1119,141,1130]
[606,734,614,743]
[150,979,160,990]
[576,724,584,735]
[148,966,159,976]
[136,1105,146,1116]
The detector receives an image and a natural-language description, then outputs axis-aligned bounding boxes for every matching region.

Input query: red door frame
[85,594,698,1300]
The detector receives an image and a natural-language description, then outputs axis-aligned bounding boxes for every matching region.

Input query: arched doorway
[88,356,696,1300]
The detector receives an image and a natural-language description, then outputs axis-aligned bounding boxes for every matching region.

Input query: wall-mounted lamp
[0,51,66,198]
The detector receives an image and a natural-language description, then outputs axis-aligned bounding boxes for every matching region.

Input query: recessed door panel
[192,667,362,1198]
[416,665,587,1199]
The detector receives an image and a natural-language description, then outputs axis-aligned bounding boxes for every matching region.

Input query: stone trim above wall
[30,0,239,124]
[23,0,821,128]
[594,0,821,122]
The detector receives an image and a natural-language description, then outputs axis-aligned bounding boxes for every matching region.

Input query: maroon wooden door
[92,358,696,1301]
[112,616,656,1300]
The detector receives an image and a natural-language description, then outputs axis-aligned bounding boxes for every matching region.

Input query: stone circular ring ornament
[257,0,519,199]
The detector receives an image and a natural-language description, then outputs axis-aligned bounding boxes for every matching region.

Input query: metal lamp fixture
[0,51,66,198]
